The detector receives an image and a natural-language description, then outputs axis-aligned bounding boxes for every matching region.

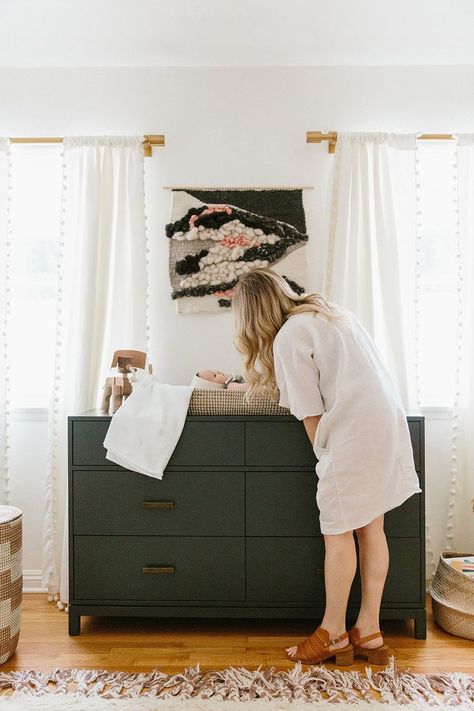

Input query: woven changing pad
[430,551,474,640]
[187,388,291,415]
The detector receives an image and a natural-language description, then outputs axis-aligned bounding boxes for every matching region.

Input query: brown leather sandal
[348,626,390,665]
[286,626,354,665]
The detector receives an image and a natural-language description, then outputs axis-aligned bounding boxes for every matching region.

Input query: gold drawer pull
[143,566,175,574]
[142,500,175,509]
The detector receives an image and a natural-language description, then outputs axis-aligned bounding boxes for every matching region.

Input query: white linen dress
[272,305,422,535]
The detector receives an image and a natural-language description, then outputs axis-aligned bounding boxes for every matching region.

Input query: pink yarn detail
[189,204,232,228]
[215,288,234,297]
[221,235,251,248]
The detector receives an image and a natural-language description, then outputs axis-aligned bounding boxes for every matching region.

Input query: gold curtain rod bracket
[306,131,338,154]
[307,131,456,153]
[9,134,165,158]
[143,134,165,157]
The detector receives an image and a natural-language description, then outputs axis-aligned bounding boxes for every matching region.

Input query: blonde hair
[232,267,343,403]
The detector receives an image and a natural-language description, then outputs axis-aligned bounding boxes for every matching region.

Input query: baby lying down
[190,370,247,390]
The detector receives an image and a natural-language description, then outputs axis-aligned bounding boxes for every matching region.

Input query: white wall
[1,65,472,589]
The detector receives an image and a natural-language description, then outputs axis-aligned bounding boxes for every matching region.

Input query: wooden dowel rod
[162,185,314,190]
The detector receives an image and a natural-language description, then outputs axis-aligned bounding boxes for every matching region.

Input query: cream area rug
[2,700,474,711]
[0,658,472,709]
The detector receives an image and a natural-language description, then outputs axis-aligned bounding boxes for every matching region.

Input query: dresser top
[70,409,424,421]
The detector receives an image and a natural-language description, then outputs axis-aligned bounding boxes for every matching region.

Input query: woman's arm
[303,414,322,448]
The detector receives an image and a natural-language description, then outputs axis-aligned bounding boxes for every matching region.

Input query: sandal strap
[357,631,383,644]
[314,627,348,647]
[330,631,348,645]
[295,627,348,662]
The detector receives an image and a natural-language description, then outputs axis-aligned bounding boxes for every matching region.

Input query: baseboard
[22,569,48,593]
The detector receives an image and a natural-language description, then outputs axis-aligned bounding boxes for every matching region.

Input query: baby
[190,370,247,390]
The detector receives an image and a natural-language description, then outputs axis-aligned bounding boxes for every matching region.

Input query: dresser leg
[414,610,426,639]
[68,608,81,636]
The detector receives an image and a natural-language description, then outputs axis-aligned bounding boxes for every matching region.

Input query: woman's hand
[303,414,323,448]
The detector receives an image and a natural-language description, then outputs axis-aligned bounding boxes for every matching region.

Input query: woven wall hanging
[166,188,310,313]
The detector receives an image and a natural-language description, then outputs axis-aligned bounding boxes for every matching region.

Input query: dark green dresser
[68,412,426,638]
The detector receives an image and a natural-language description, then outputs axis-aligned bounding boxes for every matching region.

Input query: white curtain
[42,136,149,607]
[449,135,474,551]
[0,139,11,505]
[324,132,417,409]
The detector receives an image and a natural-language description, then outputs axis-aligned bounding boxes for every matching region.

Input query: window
[6,139,458,410]
[9,144,61,409]
[415,139,457,408]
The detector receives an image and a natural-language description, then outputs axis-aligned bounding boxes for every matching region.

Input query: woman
[232,267,421,666]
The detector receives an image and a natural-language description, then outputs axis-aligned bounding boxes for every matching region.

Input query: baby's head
[197,370,228,384]
[190,369,247,391]
[189,369,229,390]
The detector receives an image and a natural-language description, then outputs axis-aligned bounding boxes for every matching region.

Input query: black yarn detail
[282,275,305,294]
[165,206,209,238]
[218,299,232,308]
[172,279,238,300]
[241,232,307,264]
[175,249,209,275]
[185,189,307,234]
[166,204,309,242]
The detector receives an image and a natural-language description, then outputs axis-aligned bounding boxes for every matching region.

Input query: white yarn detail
[178,257,270,289]
[1,139,12,505]
[173,223,269,242]
[444,136,463,553]
[175,228,274,289]
[42,142,68,600]
[414,141,437,583]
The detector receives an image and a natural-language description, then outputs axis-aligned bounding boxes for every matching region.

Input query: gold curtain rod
[9,134,165,157]
[307,131,456,154]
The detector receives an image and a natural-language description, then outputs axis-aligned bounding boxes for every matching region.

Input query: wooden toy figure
[101,350,147,413]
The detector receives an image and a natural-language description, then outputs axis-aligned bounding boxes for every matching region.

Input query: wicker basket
[0,506,22,664]
[187,388,291,416]
[430,551,474,640]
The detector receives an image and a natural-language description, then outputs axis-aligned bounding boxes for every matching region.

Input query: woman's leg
[353,514,389,647]
[286,530,357,657]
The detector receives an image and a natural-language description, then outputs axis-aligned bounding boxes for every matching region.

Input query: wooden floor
[3,594,473,674]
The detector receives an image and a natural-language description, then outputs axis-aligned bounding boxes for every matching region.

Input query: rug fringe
[0,656,472,706]
[2,697,474,711]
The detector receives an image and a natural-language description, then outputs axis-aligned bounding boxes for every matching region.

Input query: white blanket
[103,370,195,479]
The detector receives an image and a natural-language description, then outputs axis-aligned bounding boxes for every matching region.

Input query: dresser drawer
[246,537,326,602]
[246,471,421,537]
[167,421,244,466]
[246,471,321,536]
[72,420,112,466]
[384,486,422,537]
[408,420,422,470]
[247,537,421,604]
[245,422,316,467]
[72,419,245,467]
[73,470,244,536]
[351,538,422,604]
[246,420,421,470]
[74,536,245,601]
